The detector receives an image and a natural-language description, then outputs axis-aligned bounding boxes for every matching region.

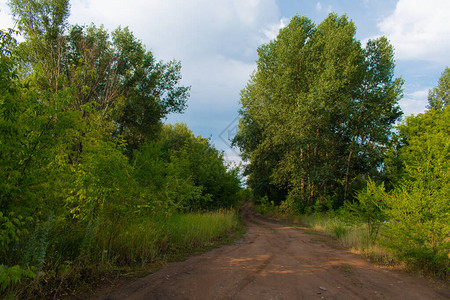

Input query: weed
[330,223,349,239]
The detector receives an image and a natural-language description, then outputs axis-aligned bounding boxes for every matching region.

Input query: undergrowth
[1,210,241,299]
[298,214,390,258]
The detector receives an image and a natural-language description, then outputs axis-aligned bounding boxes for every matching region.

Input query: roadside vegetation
[236,14,449,279]
[1,210,241,298]
[0,0,244,298]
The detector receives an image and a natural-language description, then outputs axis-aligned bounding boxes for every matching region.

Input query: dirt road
[99,203,449,299]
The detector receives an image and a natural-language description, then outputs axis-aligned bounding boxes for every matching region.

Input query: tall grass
[104,210,240,265]
[3,210,240,298]
[291,214,393,262]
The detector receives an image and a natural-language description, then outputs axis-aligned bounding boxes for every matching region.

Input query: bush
[346,179,387,244]
[256,196,275,214]
[382,107,450,276]
[382,166,449,276]
[0,265,35,295]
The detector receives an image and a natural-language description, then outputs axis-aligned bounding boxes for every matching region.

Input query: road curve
[98,203,449,299]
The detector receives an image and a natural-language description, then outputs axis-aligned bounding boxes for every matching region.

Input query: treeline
[235,14,449,276]
[0,0,241,297]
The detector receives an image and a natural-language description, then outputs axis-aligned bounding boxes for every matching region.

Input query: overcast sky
[1,0,449,164]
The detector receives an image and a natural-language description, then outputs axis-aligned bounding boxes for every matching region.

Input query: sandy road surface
[99,203,449,299]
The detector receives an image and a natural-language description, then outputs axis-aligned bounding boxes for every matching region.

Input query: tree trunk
[344,150,353,202]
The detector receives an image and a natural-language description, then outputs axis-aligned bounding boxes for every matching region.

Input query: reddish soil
[96,203,449,299]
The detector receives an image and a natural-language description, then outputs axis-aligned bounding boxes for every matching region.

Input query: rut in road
[98,203,449,300]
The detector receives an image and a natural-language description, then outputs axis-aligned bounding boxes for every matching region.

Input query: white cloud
[316,2,322,11]
[0,0,284,153]
[182,54,255,108]
[0,2,14,30]
[66,0,281,109]
[68,0,279,61]
[377,0,450,62]
[400,89,429,116]
[327,5,333,13]
[223,148,243,166]
[261,17,289,42]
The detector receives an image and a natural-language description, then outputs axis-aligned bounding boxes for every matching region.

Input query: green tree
[234,14,402,210]
[10,0,70,92]
[0,29,22,212]
[112,27,190,150]
[382,107,449,274]
[9,0,190,152]
[0,28,78,215]
[347,179,387,244]
[133,123,241,211]
[428,67,449,110]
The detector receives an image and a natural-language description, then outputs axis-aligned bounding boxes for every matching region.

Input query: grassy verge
[295,214,394,264]
[297,213,449,278]
[3,210,242,299]
[107,210,242,265]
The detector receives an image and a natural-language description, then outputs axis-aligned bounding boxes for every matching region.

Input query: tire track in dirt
[226,253,276,299]
[97,202,449,300]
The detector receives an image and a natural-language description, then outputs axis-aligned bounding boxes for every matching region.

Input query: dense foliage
[0,0,242,297]
[234,14,403,210]
[380,105,449,275]
[342,104,449,276]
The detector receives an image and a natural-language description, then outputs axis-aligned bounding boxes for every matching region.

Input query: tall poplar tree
[234,14,403,209]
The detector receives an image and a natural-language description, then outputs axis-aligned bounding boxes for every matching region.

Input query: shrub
[256,196,275,215]
[346,179,387,244]
[382,165,449,276]
[0,265,35,295]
